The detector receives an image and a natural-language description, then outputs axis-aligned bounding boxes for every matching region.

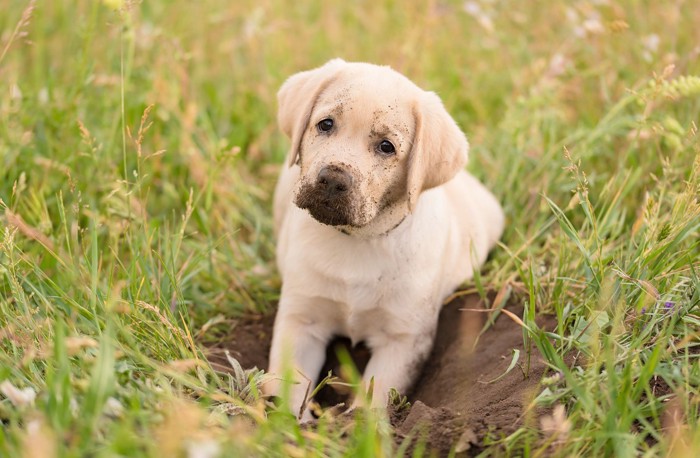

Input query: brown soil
[207,313,275,374]
[206,294,557,456]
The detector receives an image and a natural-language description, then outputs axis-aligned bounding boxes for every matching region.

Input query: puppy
[264,59,504,420]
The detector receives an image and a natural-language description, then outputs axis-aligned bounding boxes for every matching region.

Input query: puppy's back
[446,171,505,259]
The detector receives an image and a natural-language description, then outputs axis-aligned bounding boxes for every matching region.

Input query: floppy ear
[407,91,469,210]
[278,59,346,166]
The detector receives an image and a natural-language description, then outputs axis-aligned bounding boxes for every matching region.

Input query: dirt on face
[206,294,557,456]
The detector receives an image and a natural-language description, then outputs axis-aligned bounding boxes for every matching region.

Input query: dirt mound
[396,295,556,454]
[206,294,557,455]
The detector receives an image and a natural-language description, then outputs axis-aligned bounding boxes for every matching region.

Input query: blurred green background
[1,1,699,456]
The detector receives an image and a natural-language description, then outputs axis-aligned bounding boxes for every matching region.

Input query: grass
[1,0,699,456]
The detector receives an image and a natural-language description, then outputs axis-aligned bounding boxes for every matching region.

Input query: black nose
[317,166,352,197]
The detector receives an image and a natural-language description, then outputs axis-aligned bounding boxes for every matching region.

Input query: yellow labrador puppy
[265,59,504,420]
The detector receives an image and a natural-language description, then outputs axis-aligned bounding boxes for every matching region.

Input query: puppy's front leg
[358,328,435,410]
[265,306,330,421]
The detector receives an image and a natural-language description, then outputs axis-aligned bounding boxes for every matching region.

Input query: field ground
[1,0,700,456]
[213,294,559,455]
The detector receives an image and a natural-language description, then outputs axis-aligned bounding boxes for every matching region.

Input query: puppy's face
[294,70,415,227]
[278,60,469,230]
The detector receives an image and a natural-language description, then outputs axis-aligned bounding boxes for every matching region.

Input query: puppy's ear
[278,59,346,167]
[407,91,469,210]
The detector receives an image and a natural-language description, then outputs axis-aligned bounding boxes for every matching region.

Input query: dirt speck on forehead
[206,294,557,456]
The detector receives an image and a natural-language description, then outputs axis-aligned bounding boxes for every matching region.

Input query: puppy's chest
[335,278,413,344]
[304,243,423,340]
[310,249,404,307]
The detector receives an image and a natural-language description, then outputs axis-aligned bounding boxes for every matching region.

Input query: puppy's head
[278,59,468,231]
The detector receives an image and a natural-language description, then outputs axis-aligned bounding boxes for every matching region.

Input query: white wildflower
[463,1,482,16]
[38,87,49,104]
[65,335,99,355]
[565,7,579,23]
[540,404,571,442]
[26,419,42,435]
[641,34,660,62]
[136,22,155,46]
[463,1,494,32]
[10,84,22,100]
[104,397,124,418]
[0,380,36,407]
[547,53,570,79]
[582,18,604,35]
[243,7,264,40]
[569,7,605,38]
[186,439,220,458]
[70,398,79,417]
[643,34,660,53]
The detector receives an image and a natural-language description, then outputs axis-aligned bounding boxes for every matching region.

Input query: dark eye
[377,140,396,155]
[317,118,334,132]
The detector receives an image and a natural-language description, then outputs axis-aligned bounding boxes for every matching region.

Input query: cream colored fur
[264,59,505,421]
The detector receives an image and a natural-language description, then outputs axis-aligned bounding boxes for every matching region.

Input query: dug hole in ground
[207,294,558,455]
